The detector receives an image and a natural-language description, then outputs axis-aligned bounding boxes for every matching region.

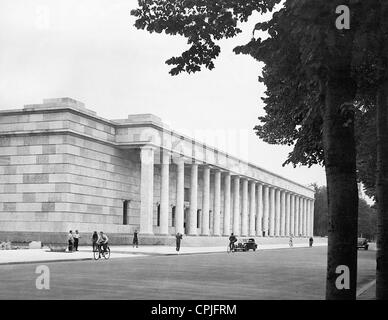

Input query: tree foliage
[131,0,280,75]
[313,184,377,240]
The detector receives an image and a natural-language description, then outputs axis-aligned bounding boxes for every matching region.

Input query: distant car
[233,241,246,252]
[357,238,369,250]
[244,238,258,251]
[231,238,258,252]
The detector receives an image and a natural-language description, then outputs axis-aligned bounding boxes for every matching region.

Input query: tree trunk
[323,75,358,299]
[376,80,388,299]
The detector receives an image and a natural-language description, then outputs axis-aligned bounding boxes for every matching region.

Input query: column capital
[172,156,186,165]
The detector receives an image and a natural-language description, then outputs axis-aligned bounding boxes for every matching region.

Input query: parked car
[244,238,258,251]
[231,240,244,252]
[357,238,369,250]
[232,238,257,252]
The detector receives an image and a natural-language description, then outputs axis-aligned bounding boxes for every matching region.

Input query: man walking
[228,233,237,252]
[309,237,314,247]
[176,232,183,252]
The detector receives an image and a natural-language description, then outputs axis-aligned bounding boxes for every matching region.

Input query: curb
[0,257,93,266]
[356,279,376,297]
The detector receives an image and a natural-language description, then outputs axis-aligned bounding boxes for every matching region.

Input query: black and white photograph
[0,0,386,314]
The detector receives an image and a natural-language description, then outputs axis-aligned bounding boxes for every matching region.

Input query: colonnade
[140,147,315,237]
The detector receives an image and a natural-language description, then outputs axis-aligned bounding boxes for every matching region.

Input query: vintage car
[233,238,258,252]
[357,238,369,250]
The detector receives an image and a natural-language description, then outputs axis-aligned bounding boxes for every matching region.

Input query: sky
[0,0,327,188]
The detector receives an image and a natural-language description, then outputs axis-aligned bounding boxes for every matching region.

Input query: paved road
[0,246,375,299]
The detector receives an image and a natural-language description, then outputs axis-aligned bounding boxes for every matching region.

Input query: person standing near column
[176,232,183,253]
[73,230,80,251]
[67,230,74,252]
[133,229,139,248]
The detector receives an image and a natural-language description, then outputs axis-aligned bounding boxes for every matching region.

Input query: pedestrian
[289,235,293,247]
[133,229,138,248]
[74,230,80,251]
[309,237,314,247]
[91,231,98,252]
[229,233,237,252]
[176,232,183,252]
[68,230,74,252]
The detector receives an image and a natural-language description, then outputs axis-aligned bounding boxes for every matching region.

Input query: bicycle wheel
[103,246,110,259]
[93,247,100,260]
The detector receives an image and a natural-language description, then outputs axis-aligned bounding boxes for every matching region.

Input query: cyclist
[97,231,109,258]
[228,233,237,251]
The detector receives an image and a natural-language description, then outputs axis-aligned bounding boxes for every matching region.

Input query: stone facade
[0,98,315,244]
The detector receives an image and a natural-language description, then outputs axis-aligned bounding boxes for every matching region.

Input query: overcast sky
[0,0,327,188]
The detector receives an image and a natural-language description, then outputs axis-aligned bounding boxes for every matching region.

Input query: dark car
[357,238,369,250]
[244,238,258,251]
[232,238,258,252]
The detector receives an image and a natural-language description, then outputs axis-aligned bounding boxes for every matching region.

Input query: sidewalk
[0,248,145,265]
[0,241,326,265]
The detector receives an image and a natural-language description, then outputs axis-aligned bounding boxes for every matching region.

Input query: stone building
[0,98,315,244]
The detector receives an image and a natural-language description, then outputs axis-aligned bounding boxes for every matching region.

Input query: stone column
[233,176,240,235]
[290,194,295,236]
[269,187,275,236]
[275,188,281,236]
[140,146,154,235]
[256,183,263,236]
[201,166,210,235]
[223,172,231,235]
[189,163,198,235]
[285,192,291,236]
[311,200,315,236]
[294,196,299,237]
[307,199,310,236]
[262,185,269,236]
[213,170,221,236]
[249,181,256,236]
[304,198,309,236]
[302,198,306,236]
[280,190,286,236]
[298,196,303,237]
[175,158,185,234]
[159,151,170,235]
[241,179,249,236]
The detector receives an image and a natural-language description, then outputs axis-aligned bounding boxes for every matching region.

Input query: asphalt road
[0,246,375,300]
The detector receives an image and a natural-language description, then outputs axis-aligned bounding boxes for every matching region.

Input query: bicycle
[93,243,110,260]
[227,242,236,253]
